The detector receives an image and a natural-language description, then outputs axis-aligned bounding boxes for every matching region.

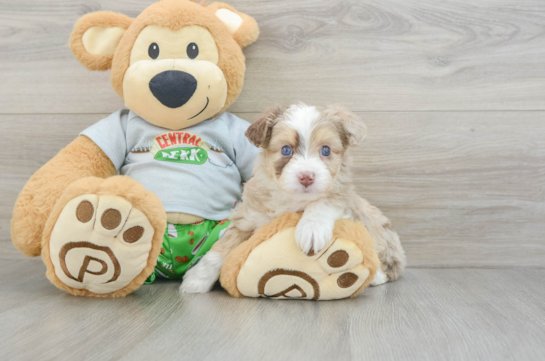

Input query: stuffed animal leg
[220,213,380,300]
[41,175,166,298]
[12,136,166,298]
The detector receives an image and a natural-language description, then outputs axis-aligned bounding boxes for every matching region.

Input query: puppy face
[246,104,367,196]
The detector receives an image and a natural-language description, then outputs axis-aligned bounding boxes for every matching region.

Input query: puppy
[181,104,406,293]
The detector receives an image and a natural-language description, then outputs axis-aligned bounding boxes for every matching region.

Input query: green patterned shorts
[145,219,230,283]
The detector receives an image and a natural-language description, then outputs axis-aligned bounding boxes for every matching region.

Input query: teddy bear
[10,0,260,297]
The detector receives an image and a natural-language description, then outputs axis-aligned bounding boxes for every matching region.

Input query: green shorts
[145,218,230,284]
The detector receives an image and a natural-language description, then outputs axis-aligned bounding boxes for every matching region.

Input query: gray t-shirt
[81,110,259,221]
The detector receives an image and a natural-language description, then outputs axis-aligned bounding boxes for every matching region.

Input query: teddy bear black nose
[149,70,197,108]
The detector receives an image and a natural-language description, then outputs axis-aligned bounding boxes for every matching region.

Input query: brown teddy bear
[11,0,259,297]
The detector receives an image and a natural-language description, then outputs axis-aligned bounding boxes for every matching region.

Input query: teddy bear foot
[42,177,165,297]
[237,236,372,300]
[220,214,381,301]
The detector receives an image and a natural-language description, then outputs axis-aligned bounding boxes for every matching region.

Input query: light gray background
[1,1,544,360]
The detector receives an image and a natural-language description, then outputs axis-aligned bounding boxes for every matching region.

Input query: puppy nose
[298,172,315,187]
[149,70,197,108]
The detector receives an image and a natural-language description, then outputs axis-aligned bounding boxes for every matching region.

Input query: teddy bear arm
[11,135,115,257]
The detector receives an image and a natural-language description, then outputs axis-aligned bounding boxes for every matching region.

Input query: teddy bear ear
[69,12,133,71]
[207,2,259,48]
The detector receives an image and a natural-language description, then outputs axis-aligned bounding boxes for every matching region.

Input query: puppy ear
[207,2,259,48]
[69,12,133,71]
[327,105,367,147]
[246,107,283,148]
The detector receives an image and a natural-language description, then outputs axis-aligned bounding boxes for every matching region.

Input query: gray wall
[1,0,544,267]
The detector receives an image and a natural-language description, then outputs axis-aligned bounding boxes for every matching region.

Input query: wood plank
[1,261,544,360]
[1,0,545,113]
[354,111,545,268]
[1,111,544,266]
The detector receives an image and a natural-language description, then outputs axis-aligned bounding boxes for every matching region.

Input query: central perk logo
[129,130,232,167]
[149,130,210,165]
[154,146,208,164]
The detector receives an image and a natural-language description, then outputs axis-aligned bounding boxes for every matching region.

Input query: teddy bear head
[69,0,259,130]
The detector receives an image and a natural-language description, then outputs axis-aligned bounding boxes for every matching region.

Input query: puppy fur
[180,104,406,293]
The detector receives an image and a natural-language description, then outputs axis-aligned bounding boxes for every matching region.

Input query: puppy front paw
[295,219,334,255]
[180,251,223,293]
[180,270,215,293]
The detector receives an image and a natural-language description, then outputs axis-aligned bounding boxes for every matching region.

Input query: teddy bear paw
[47,194,155,296]
[236,231,375,300]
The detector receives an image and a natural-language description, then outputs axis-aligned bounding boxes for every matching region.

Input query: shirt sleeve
[225,113,260,182]
[80,110,128,171]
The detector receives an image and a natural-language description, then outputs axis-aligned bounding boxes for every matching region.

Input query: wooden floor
[1,0,545,360]
[0,259,544,361]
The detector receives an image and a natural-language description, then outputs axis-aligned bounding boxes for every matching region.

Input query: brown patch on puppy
[310,123,344,154]
[307,121,345,179]
[266,123,299,178]
[268,124,299,152]
[274,157,291,177]
[318,105,367,148]
[245,106,283,148]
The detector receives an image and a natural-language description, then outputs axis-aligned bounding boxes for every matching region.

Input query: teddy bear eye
[187,43,199,59]
[281,146,292,156]
[148,43,159,59]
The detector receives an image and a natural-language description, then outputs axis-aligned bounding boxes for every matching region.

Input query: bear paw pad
[48,194,155,295]
[236,227,373,301]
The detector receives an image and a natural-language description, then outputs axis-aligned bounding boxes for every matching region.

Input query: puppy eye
[148,43,160,59]
[281,146,292,156]
[321,146,331,157]
[187,43,199,59]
